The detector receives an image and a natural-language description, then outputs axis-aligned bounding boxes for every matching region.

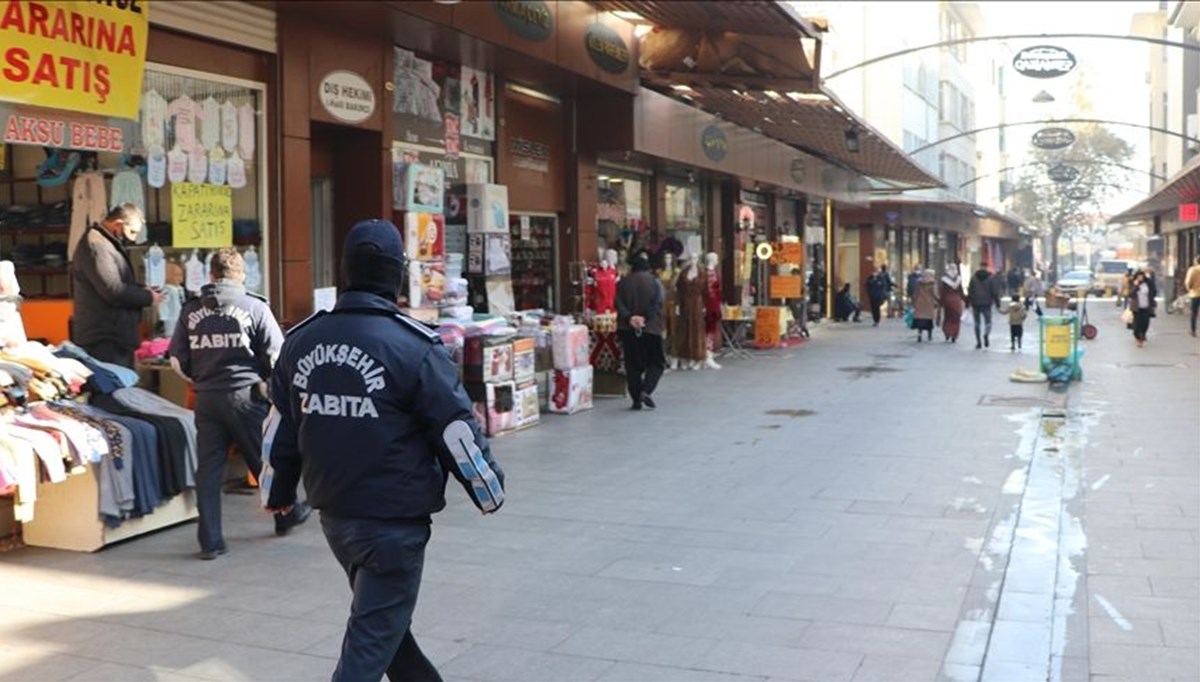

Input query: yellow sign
[1044,324,1072,358]
[755,306,782,348]
[0,1,150,120]
[171,183,233,248]
[769,275,803,299]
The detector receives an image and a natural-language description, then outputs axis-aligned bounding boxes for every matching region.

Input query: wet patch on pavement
[764,409,816,418]
[977,394,1067,409]
[1113,362,1190,369]
[837,365,900,378]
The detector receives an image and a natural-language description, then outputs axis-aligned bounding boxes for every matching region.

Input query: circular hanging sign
[584,23,630,74]
[1031,127,1076,150]
[701,125,728,162]
[1047,164,1080,183]
[318,71,376,124]
[790,158,807,184]
[1063,185,1092,201]
[755,243,775,260]
[1013,45,1077,79]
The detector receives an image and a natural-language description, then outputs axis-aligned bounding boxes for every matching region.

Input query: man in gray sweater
[615,251,666,411]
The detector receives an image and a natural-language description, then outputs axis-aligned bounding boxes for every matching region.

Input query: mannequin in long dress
[659,253,680,370]
[703,252,722,370]
[591,248,619,314]
[675,256,708,369]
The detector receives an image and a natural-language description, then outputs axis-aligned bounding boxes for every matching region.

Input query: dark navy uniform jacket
[168,281,284,392]
[262,290,505,520]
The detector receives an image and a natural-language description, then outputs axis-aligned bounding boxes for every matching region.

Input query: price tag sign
[755,306,782,348]
[171,183,233,248]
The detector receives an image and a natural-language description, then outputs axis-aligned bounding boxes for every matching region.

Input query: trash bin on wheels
[1040,315,1082,383]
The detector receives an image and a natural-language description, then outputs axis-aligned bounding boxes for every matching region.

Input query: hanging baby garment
[147,145,167,188]
[201,97,221,151]
[244,247,262,293]
[187,146,208,184]
[167,95,199,151]
[221,100,238,153]
[238,103,255,160]
[185,252,206,295]
[68,171,108,260]
[158,284,186,338]
[166,146,188,184]
[110,169,146,212]
[207,148,227,186]
[141,89,168,150]
[145,245,166,289]
[226,150,247,189]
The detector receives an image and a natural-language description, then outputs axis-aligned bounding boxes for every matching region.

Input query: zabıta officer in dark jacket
[262,220,504,682]
[71,203,164,368]
[616,250,667,411]
[168,248,309,560]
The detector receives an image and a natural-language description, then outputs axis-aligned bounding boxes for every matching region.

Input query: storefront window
[663,179,705,254]
[1,64,267,323]
[597,171,646,260]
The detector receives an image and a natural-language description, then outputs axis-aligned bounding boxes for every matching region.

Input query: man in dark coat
[967,264,1004,349]
[615,250,666,411]
[70,203,163,368]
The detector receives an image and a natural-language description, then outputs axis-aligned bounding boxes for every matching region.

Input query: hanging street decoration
[1047,164,1081,183]
[1031,127,1076,150]
[1062,185,1092,201]
[1012,45,1077,79]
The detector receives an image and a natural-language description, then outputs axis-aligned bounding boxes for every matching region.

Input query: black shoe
[975,342,982,349]
[984,336,989,348]
[275,502,312,536]
[198,546,228,561]
[630,402,643,411]
[642,394,656,411]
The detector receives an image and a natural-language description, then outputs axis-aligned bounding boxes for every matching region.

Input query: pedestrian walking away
[938,263,965,343]
[1007,294,1028,351]
[968,263,1003,349]
[262,219,505,682]
[866,264,894,326]
[1185,255,1200,337]
[168,248,310,560]
[615,250,667,411]
[912,269,939,342]
[1023,269,1044,316]
[70,203,165,368]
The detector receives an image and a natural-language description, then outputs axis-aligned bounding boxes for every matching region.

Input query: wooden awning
[1110,155,1200,223]
[592,0,941,190]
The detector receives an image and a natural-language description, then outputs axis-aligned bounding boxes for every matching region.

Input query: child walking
[1008,295,1027,351]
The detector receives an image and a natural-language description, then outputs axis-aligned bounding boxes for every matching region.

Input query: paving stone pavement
[1,301,1196,682]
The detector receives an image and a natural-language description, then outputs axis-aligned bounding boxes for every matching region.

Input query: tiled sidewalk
[1,301,1196,682]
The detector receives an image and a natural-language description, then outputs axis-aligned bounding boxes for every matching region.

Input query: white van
[1094,259,1137,295]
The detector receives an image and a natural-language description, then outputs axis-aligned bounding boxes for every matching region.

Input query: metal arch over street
[908,119,1200,156]
[823,32,1200,81]
[960,160,1168,189]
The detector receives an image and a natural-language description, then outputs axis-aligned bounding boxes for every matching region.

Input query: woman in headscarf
[938,263,966,343]
[913,269,939,342]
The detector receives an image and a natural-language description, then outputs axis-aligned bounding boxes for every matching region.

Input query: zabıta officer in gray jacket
[70,203,164,368]
[168,248,310,560]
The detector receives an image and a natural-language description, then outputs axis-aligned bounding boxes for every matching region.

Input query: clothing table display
[0,341,199,552]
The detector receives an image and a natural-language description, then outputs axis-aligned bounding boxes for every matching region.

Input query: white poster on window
[459,66,495,141]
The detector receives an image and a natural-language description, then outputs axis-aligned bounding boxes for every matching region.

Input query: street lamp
[844,128,861,153]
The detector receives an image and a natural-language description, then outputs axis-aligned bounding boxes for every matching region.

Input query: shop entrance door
[310,123,385,288]
[836,226,861,299]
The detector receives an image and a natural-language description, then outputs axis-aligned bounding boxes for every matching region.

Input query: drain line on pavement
[944,404,1098,682]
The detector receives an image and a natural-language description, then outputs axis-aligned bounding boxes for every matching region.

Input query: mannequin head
[704,252,718,271]
[603,249,618,269]
[662,253,675,273]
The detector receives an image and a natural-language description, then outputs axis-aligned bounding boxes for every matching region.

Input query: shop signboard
[318,71,376,125]
[495,0,554,42]
[171,182,233,248]
[1180,203,1199,222]
[1012,45,1077,79]
[0,1,150,120]
[701,125,727,162]
[1062,185,1091,201]
[585,23,630,75]
[755,306,783,347]
[769,275,803,299]
[2,107,125,152]
[1031,127,1075,150]
[768,242,803,266]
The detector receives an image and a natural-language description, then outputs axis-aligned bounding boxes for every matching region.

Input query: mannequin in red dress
[703,252,722,370]
[591,249,619,314]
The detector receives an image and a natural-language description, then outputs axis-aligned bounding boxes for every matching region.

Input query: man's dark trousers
[194,386,273,553]
[619,329,665,403]
[869,297,884,325]
[321,515,442,682]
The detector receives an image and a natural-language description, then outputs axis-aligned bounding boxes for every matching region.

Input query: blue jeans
[321,514,442,682]
[972,305,993,344]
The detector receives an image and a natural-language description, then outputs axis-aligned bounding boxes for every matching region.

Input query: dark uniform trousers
[194,386,276,552]
[320,514,442,682]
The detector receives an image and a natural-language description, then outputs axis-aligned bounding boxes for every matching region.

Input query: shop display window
[663,179,704,248]
[0,64,267,307]
[509,214,557,311]
[597,173,646,257]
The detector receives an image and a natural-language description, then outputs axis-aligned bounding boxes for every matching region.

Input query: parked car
[1056,270,1095,295]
